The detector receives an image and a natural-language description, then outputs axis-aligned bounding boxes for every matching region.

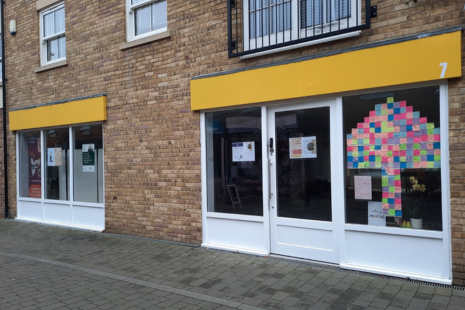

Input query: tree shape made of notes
[346,97,441,217]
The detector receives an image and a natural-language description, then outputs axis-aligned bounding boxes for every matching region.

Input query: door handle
[269,138,274,155]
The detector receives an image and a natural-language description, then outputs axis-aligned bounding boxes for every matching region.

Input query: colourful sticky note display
[347,98,441,216]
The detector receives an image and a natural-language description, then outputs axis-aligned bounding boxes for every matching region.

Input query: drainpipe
[1,1,9,218]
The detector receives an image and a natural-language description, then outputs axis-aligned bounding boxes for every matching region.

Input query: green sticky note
[400,156,406,162]
[364,150,369,156]
[364,162,370,168]
[352,140,357,145]
[363,139,369,145]
[420,150,427,155]
[382,109,389,115]
[400,144,407,150]
[382,175,388,180]
[413,143,420,150]
[427,129,434,135]
[381,121,388,128]
[394,175,401,181]
[434,155,441,161]
[382,198,388,203]
[353,152,358,157]
[389,209,396,216]
[376,156,381,162]
[387,97,394,103]
[382,180,388,186]
[370,145,375,150]
[387,151,392,157]
[370,128,375,133]
[389,186,395,193]
[413,156,421,162]
[427,123,434,129]
[427,162,434,168]
[375,162,382,168]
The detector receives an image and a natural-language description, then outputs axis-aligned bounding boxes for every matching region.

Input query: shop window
[19,131,42,198]
[73,125,103,203]
[40,2,66,66]
[127,0,167,41]
[205,108,263,216]
[45,128,70,200]
[17,125,104,204]
[343,86,443,231]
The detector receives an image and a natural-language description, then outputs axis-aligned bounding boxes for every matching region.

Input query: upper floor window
[127,0,167,42]
[40,3,66,66]
[245,0,360,50]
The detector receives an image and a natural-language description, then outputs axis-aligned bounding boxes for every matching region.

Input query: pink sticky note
[382,145,388,150]
[394,169,400,175]
[370,133,376,139]
[382,203,389,210]
[434,149,441,155]
[407,131,414,137]
[406,106,413,112]
[394,127,400,132]
[370,117,376,122]
[382,139,388,144]
[421,135,428,142]
[382,157,389,163]
[421,161,428,168]
[414,137,421,143]
[428,135,434,142]
[434,135,440,142]
[393,145,400,151]
[388,193,395,198]
[393,151,400,156]
[394,114,401,120]
[400,101,407,107]
[406,112,413,119]
[400,113,407,119]
[394,181,401,186]
[370,139,376,145]
[388,109,393,115]
[413,150,420,156]
[364,128,370,133]
[347,146,353,152]
[364,156,369,161]
[382,104,387,109]
[352,128,358,135]
[413,124,420,131]
[395,198,401,204]
[370,111,376,117]
[420,117,427,124]
[388,157,393,163]
[364,123,370,128]
[382,115,388,121]
[358,123,364,129]
[395,187,401,193]
[414,162,421,168]
[364,117,370,123]
[406,119,413,125]
[365,146,370,150]
[383,192,389,198]
[388,145,393,151]
[388,132,393,138]
[400,150,406,156]
[400,138,407,144]
[395,204,402,210]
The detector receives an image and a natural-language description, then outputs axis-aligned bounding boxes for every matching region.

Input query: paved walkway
[0,219,463,310]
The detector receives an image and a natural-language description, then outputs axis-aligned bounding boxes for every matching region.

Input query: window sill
[34,60,68,73]
[120,30,171,50]
[239,31,361,60]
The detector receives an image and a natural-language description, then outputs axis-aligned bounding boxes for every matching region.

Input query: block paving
[0,219,464,309]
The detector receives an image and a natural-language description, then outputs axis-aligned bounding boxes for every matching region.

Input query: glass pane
[73,125,103,204]
[205,108,263,216]
[327,0,350,22]
[135,5,151,36]
[58,35,66,58]
[45,128,69,200]
[276,107,331,221]
[54,8,65,33]
[47,38,59,61]
[19,131,42,198]
[343,86,442,231]
[43,12,54,37]
[132,0,146,4]
[300,0,323,28]
[271,1,291,33]
[152,1,167,31]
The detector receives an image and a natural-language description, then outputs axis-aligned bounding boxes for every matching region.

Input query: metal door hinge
[370,6,377,18]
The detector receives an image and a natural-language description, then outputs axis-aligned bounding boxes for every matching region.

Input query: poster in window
[290,136,317,159]
[47,148,62,167]
[232,142,255,162]
[354,175,372,200]
[368,202,386,226]
[28,138,41,198]
[82,144,95,172]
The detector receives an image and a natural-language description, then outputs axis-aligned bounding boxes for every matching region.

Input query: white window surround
[199,81,451,285]
[243,0,360,51]
[126,0,168,43]
[39,2,66,67]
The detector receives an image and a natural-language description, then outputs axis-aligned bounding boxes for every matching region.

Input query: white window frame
[244,0,361,51]
[126,0,168,42]
[39,2,66,66]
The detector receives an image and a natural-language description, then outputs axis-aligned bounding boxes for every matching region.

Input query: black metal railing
[227,0,374,58]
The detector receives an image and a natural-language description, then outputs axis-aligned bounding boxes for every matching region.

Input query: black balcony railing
[228,0,374,58]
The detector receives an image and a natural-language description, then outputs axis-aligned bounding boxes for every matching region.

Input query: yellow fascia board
[191,31,461,110]
[10,95,107,131]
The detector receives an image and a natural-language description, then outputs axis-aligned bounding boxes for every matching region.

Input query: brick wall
[3,0,465,284]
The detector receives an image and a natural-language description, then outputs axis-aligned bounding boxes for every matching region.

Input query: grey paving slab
[0,218,464,310]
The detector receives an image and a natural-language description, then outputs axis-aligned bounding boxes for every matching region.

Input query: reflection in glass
[73,125,103,203]
[276,107,331,221]
[206,108,263,216]
[343,86,442,231]
[45,128,69,200]
[19,131,42,198]
[135,5,151,35]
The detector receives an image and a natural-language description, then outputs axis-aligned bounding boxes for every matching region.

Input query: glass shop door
[268,100,339,263]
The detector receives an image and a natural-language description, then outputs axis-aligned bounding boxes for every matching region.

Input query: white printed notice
[47,148,62,167]
[289,136,317,159]
[354,175,372,200]
[368,201,386,226]
[232,142,255,162]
